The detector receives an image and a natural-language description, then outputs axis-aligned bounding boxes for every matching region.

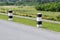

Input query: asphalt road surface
[0,20,60,40]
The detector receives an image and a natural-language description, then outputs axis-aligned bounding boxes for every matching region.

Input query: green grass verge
[0,14,60,32]
[43,22,60,32]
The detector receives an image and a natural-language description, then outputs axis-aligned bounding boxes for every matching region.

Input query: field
[0,6,37,18]
[0,6,60,21]
[0,6,60,32]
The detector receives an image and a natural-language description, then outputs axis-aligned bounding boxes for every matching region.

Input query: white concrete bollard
[8,10,13,21]
[37,13,42,28]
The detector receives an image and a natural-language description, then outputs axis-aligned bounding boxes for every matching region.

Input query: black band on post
[9,10,12,13]
[37,21,42,25]
[37,14,42,17]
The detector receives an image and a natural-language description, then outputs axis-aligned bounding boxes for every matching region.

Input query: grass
[13,16,36,26]
[0,6,60,16]
[0,14,60,32]
[0,6,60,21]
[43,22,60,32]
[0,6,37,18]
[0,14,8,20]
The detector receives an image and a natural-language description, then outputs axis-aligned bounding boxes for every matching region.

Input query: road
[0,20,60,40]
[0,13,60,24]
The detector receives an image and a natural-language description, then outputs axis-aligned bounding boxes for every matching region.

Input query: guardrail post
[8,10,13,21]
[37,13,42,28]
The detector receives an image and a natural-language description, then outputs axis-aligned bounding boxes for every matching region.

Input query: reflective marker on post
[8,10,13,21]
[37,13,42,28]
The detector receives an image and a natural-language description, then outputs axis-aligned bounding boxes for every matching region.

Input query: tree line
[0,0,60,6]
[35,2,60,12]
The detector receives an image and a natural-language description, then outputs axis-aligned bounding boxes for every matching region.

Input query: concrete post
[8,10,13,21]
[37,13,42,28]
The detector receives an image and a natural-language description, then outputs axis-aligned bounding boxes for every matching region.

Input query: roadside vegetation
[0,6,60,21]
[36,2,60,21]
[36,2,60,12]
[0,14,60,32]
[0,2,60,32]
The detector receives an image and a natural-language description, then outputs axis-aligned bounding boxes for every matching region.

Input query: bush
[35,2,60,12]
